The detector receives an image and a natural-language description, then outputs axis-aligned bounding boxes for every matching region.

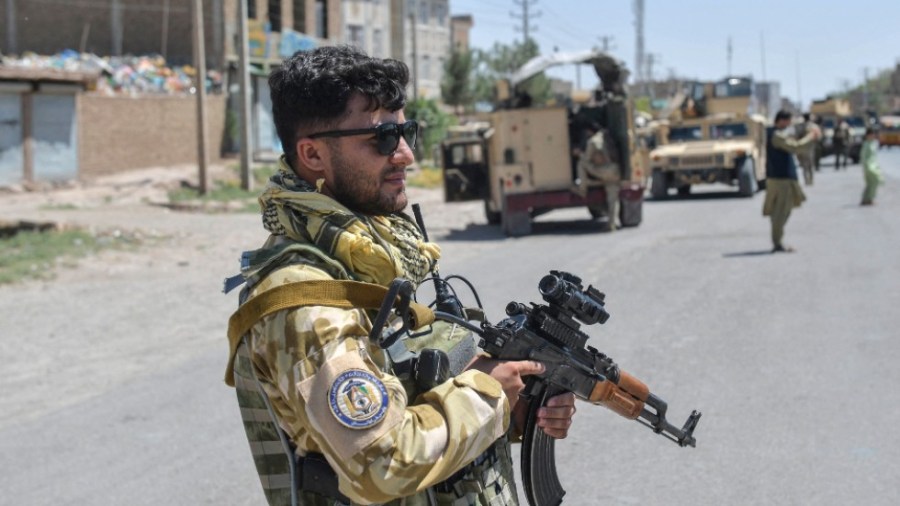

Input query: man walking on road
[764,110,820,253]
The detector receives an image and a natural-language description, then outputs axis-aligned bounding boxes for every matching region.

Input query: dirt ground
[0,163,484,430]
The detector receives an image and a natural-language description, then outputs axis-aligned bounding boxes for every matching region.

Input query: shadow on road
[440,219,615,241]
[648,191,756,203]
[722,249,773,258]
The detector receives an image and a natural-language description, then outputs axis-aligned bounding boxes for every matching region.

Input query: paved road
[1,150,898,505]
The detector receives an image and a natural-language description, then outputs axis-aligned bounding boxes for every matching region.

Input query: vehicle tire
[502,210,532,237]
[484,200,502,225]
[677,185,691,196]
[738,158,758,197]
[619,196,643,227]
[650,169,668,200]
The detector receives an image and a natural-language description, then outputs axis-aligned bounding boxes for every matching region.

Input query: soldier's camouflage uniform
[229,157,519,505]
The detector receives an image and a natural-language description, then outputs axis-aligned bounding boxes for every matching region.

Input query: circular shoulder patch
[328,369,390,429]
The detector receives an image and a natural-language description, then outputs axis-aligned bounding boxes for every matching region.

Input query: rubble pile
[1,49,223,95]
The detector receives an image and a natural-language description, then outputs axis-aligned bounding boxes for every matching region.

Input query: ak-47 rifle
[403,206,700,506]
[431,270,701,506]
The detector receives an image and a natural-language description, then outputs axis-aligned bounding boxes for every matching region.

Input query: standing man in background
[794,113,821,186]
[833,119,850,169]
[764,110,820,253]
[577,121,622,231]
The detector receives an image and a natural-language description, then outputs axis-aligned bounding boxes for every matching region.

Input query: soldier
[764,110,820,253]
[577,121,622,231]
[794,113,820,186]
[225,45,576,505]
[833,119,850,169]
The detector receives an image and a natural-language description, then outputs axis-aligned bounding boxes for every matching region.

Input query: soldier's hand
[465,357,545,410]
[537,392,577,439]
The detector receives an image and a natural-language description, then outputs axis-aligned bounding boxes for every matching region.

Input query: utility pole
[597,35,616,53]
[795,50,802,112]
[238,0,253,190]
[111,0,123,56]
[760,31,767,82]
[511,0,540,44]
[409,11,418,102]
[633,0,645,95]
[5,0,16,55]
[646,53,660,99]
[863,67,870,111]
[192,0,209,195]
[727,36,733,76]
[161,0,170,59]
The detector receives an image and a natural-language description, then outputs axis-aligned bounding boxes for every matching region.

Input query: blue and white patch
[328,369,389,429]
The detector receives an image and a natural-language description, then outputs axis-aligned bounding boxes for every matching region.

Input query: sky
[449,0,900,108]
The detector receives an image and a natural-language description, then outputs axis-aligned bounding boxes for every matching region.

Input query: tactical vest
[766,129,798,180]
[226,247,519,506]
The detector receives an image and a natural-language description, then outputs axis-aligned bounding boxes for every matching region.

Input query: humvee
[648,77,767,199]
[439,50,647,236]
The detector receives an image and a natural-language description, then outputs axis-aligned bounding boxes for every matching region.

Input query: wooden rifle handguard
[588,370,649,419]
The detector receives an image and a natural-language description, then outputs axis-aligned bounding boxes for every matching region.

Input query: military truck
[439,50,646,237]
[648,77,767,199]
[809,97,864,163]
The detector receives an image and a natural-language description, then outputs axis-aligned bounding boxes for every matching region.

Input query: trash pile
[1,49,223,95]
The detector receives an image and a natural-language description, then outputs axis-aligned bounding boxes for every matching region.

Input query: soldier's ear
[296,138,329,177]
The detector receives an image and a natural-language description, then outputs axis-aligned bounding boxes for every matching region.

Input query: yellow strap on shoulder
[224,279,435,386]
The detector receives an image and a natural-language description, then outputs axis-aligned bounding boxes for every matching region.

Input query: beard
[329,149,408,215]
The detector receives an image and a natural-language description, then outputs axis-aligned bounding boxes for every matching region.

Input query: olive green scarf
[257,157,441,287]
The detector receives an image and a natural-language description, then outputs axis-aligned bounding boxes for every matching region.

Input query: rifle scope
[538,270,610,326]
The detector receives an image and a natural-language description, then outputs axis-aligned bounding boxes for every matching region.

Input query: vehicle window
[714,77,753,97]
[822,118,835,129]
[668,126,703,142]
[710,123,749,139]
[451,144,483,165]
[845,117,865,128]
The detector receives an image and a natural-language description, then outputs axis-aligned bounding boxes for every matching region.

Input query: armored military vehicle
[648,77,767,199]
[439,50,647,236]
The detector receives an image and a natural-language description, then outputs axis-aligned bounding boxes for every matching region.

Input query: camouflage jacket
[230,168,519,505]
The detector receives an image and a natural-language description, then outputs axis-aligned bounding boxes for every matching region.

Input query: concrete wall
[78,94,227,178]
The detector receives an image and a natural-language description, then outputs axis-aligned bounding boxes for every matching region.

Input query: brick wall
[78,94,227,178]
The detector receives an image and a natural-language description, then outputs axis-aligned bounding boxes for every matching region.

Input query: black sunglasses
[308,120,418,156]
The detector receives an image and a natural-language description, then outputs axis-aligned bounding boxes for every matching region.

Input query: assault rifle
[404,205,700,506]
[430,270,701,506]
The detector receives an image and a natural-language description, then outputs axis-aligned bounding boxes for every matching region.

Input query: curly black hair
[268,45,410,168]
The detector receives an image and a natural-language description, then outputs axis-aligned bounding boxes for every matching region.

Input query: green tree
[441,48,475,114]
[471,38,552,107]
[404,98,457,162]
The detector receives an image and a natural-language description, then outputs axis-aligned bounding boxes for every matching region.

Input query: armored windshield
[710,123,749,139]
[668,126,703,142]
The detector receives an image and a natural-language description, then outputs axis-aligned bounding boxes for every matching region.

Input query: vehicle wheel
[501,195,532,236]
[619,196,643,227]
[502,210,532,237]
[484,200,501,225]
[738,158,758,197]
[650,169,668,200]
[677,185,691,196]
